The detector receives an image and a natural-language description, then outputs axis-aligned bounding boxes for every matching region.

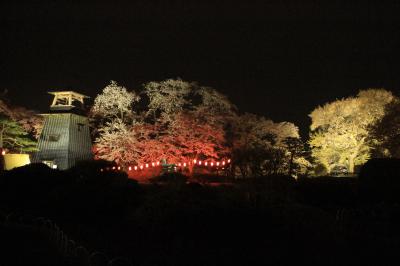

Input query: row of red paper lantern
[128,159,231,171]
[103,159,231,172]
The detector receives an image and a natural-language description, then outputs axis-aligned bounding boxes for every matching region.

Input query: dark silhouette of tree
[284,137,306,177]
[231,113,307,177]
[370,100,400,158]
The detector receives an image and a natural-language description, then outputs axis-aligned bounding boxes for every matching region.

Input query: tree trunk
[0,123,4,149]
[288,153,294,176]
[348,156,355,174]
[239,165,247,178]
[229,163,236,178]
[187,156,197,177]
[188,163,195,177]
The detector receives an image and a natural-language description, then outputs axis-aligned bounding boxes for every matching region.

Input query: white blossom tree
[94,119,141,166]
[91,81,140,164]
[194,86,237,124]
[143,79,192,125]
[91,80,139,123]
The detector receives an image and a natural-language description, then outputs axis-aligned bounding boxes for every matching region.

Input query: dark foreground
[1,161,400,266]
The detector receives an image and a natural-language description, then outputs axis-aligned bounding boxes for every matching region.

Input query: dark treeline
[1,159,400,265]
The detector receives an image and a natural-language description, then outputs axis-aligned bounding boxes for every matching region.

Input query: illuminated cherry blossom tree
[92,78,307,178]
[91,80,139,123]
[93,119,140,165]
[140,79,235,175]
[92,79,236,174]
[143,79,192,124]
[309,89,395,174]
[91,81,140,164]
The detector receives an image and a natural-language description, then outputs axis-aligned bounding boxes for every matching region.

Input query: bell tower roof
[48,91,89,112]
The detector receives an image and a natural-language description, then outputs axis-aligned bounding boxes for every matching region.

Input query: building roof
[48,91,90,98]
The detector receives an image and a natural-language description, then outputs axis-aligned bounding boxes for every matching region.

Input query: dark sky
[1,1,400,136]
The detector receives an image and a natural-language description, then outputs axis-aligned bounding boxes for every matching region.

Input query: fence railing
[0,211,132,266]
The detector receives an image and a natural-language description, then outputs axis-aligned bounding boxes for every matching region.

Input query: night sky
[1,1,400,136]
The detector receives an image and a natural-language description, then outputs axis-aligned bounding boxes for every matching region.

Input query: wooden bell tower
[34,91,92,170]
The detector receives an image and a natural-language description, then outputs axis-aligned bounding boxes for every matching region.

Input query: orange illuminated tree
[91,79,236,174]
[138,79,235,175]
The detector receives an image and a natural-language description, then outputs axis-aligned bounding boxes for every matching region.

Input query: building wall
[68,114,93,168]
[34,113,92,170]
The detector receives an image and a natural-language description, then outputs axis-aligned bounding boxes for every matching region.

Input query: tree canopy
[90,81,399,178]
[91,79,306,177]
[0,98,41,153]
[309,89,395,174]
[0,117,38,153]
[231,113,309,177]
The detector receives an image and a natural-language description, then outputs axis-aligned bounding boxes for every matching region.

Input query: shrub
[150,172,188,185]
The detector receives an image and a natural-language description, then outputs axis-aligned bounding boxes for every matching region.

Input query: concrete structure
[3,154,31,170]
